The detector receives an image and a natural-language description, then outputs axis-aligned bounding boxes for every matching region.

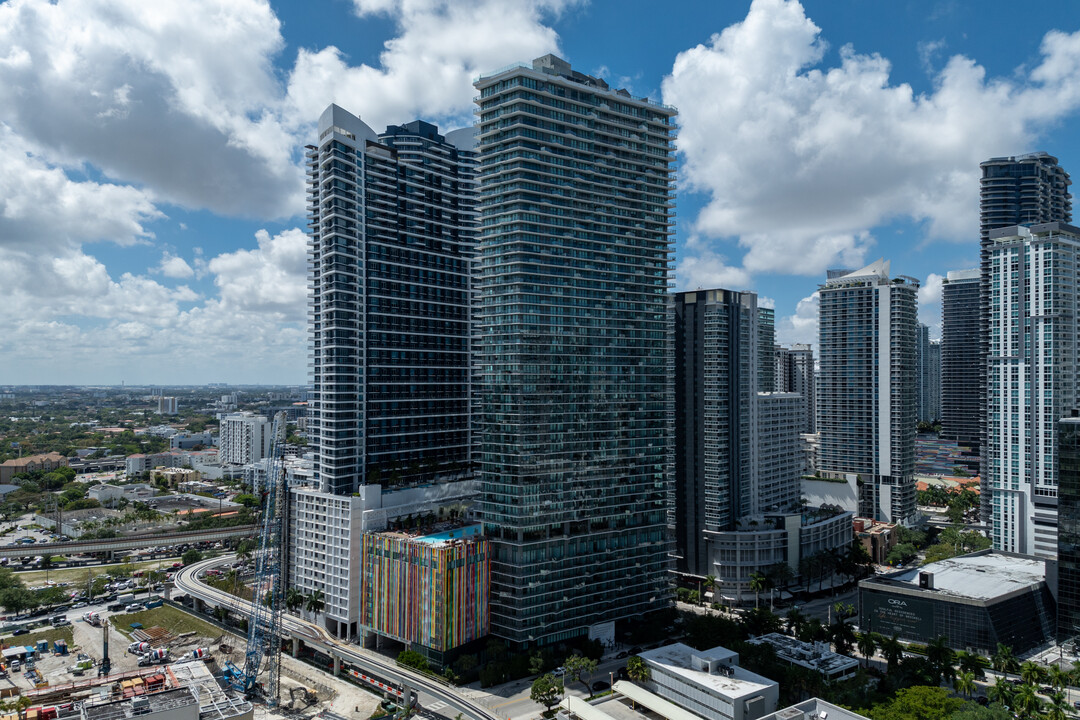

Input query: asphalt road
[174,556,502,720]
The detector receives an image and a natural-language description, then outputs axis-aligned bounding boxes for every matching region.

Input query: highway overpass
[0,526,256,558]
[174,556,500,720]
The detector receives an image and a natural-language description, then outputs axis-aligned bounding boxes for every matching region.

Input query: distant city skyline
[2,0,1080,383]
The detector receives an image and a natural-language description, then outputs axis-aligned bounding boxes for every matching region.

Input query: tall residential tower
[940,269,980,447]
[980,154,1072,518]
[817,260,919,524]
[299,105,479,638]
[474,55,676,647]
[986,223,1080,558]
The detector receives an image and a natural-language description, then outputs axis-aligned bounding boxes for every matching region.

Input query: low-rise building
[637,643,779,720]
[0,452,68,483]
[745,634,858,682]
[126,452,191,477]
[758,699,869,720]
[858,549,1055,655]
[854,517,897,565]
[153,467,201,488]
[288,479,477,640]
[88,484,124,507]
[360,523,489,664]
[706,507,853,604]
[177,480,218,495]
[171,432,215,450]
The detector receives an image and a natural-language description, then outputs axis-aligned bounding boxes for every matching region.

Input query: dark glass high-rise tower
[306,105,477,495]
[672,289,758,575]
[940,268,980,447]
[474,55,677,647]
[1058,416,1080,642]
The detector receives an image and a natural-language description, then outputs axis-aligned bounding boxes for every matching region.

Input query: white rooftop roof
[611,682,702,720]
[883,552,1045,600]
[747,634,858,676]
[638,643,776,700]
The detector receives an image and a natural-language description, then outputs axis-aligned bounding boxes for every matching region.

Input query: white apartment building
[988,222,1080,558]
[287,479,476,639]
[757,393,805,513]
[637,643,778,720]
[218,412,274,466]
[817,260,919,524]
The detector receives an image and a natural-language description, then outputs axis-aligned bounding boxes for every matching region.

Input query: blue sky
[0,0,1078,384]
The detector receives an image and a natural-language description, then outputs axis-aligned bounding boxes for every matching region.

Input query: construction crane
[224,411,288,703]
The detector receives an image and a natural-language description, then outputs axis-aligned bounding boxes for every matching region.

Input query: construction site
[0,415,385,720]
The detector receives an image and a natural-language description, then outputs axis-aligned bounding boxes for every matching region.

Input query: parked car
[552,667,565,677]
[125,604,145,612]
[615,651,628,659]
[11,629,27,636]
[592,681,610,693]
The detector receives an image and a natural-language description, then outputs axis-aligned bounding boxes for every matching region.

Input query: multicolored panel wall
[360,533,490,651]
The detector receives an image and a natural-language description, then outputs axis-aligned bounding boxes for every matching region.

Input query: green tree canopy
[530,674,563,712]
[869,685,965,720]
[563,654,597,696]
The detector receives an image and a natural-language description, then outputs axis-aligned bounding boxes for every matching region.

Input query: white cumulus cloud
[776,292,820,348]
[156,253,195,279]
[663,0,1080,281]
[285,0,575,133]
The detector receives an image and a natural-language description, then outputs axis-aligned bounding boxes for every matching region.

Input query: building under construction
[12,662,251,720]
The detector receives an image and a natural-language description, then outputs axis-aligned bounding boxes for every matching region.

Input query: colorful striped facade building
[360,524,490,655]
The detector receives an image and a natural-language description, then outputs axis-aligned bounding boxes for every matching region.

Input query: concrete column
[333,654,341,677]
[292,637,299,657]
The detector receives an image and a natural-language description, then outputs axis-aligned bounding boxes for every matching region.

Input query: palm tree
[305,589,325,623]
[768,563,794,597]
[856,632,877,668]
[957,650,986,680]
[626,656,649,682]
[286,587,304,613]
[785,606,805,637]
[748,572,768,609]
[1019,660,1044,687]
[1047,664,1069,693]
[987,677,1014,708]
[992,643,1020,677]
[798,555,818,594]
[879,634,904,673]
[830,618,856,656]
[816,550,837,593]
[1012,682,1042,719]
[956,670,976,700]
[1046,690,1069,720]
[926,635,955,685]
[236,538,255,563]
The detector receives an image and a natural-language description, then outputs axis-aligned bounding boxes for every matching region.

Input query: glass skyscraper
[473,55,677,647]
[672,289,759,575]
[306,105,477,496]
[940,269,980,447]
[1058,416,1080,642]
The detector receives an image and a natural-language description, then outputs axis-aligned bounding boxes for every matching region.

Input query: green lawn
[109,605,239,641]
[17,557,184,588]
[7,625,75,650]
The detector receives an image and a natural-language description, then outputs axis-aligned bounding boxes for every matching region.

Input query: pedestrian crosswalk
[426,701,448,712]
